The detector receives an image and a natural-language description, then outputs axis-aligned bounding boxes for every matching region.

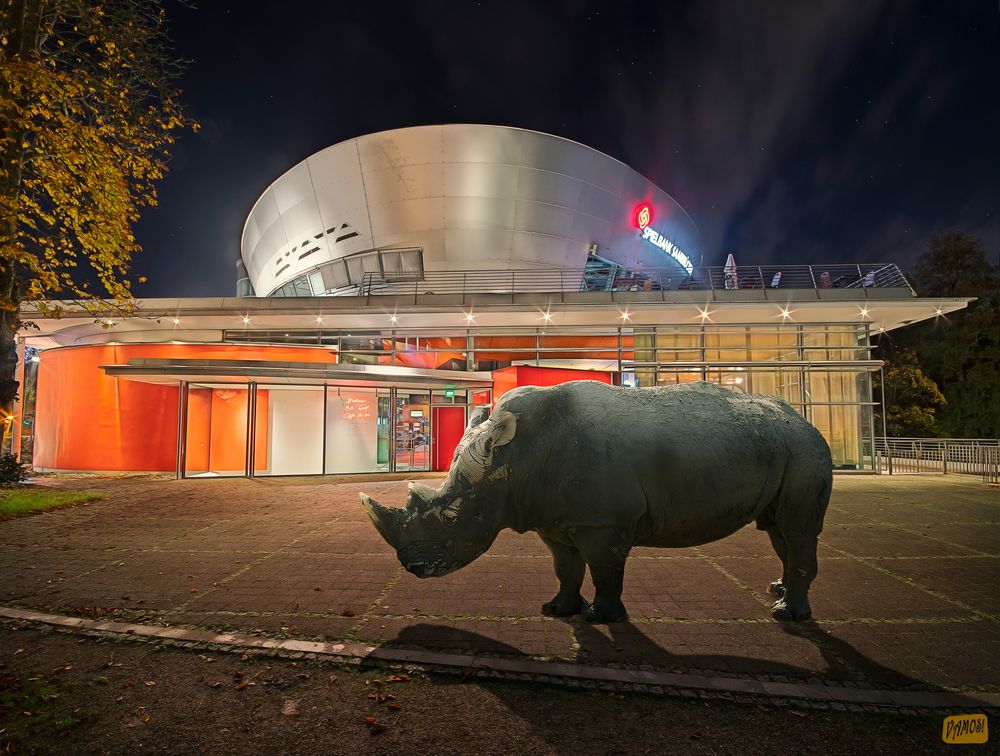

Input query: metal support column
[321,384,328,475]
[177,381,188,479]
[389,386,397,473]
[246,382,256,478]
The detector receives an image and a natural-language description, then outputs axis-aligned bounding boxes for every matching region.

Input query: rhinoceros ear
[484,411,516,451]
[466,406,490,431]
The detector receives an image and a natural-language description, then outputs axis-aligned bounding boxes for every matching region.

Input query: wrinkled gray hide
[361,381,832,623]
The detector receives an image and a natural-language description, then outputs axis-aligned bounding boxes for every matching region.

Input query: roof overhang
[21,290,973,349]
[101,359,493,389]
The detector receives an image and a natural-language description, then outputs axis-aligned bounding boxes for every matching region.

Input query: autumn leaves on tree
[0,0,194,417]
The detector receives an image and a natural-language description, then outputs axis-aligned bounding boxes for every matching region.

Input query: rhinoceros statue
[361,381,832,623]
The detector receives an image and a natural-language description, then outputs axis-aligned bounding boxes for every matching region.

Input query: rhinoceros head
[360,410,517,578]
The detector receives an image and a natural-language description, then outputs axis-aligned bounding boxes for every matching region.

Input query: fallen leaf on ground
[388,674,410,683]
[207,681,222,689]
[145,681,156,687]
[122,680,135,687]
[363,715,389,735]
[281,699,298,716]
[95,676,109,685]
[235,678,254,690]
[189,587,198,593]
[790,710,809,718]
[387,703,401,710]
[328,674,338,683]
[341,609,356,617]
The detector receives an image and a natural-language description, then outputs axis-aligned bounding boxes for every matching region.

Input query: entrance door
[432,405,466,471]
[395,391,430,472]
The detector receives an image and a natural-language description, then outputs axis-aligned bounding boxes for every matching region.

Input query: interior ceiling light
[241,316,251,325]
[390,314,399,323]
[464,312,475,323]
[779,307,793,320]
[619,309,631,321]
[859,307,870,318]
[697,307,712,321]
[315,316,324,324]
[542,310,553,322]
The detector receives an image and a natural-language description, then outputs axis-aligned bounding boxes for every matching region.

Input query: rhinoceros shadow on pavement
[386,619,943,692]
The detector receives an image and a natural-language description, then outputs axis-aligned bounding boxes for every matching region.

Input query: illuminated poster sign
[633,203,693,275]
[342,396,372,420]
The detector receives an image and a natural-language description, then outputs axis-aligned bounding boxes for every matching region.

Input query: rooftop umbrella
[724,253,738,290]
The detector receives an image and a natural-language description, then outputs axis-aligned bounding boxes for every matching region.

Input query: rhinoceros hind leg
[765,527,789,598]
[540,536,586,617]
[583,594,628,624]
[770,531,818,622]
[771,597,810,621]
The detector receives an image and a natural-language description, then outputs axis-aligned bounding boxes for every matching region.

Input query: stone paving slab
[1,473,998,702]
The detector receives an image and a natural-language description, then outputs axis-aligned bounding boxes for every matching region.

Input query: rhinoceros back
[492,381,832,547]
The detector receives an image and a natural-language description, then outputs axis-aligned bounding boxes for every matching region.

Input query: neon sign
[633,203,693,274]
[342,396,372,420]
[635,203,652,230]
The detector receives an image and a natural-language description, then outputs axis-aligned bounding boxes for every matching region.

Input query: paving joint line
[344,566,406,639]
[168,517,344,613]
[822,542,992,620]
[697,551,774,608]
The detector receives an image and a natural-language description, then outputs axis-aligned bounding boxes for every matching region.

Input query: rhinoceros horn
[360,493,406,549]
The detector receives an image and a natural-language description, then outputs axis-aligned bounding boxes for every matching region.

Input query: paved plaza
[2,474,998,705]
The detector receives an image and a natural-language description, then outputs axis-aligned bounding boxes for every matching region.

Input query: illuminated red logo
[635,203,652,230]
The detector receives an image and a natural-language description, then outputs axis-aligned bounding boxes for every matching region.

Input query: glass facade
[221,322,877,471]
[178,383,491,478]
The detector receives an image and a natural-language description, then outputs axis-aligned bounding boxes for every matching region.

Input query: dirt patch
[0,625,961,755]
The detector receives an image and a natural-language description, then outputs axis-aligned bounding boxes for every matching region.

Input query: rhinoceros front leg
[539,535,586,617]
[575,529,630,624]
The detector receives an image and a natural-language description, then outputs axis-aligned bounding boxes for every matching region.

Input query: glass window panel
[656,330,700,362]
[254,386,323,476]
[704,329,748,362]
[321,260,350,290]
[184,385,249,478]
[308,270,324,294]
[326,388,379,473]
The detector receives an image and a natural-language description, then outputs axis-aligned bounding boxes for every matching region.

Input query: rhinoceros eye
[439,499,461,526]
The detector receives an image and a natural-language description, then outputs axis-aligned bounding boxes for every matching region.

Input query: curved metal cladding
[241,124,700,296]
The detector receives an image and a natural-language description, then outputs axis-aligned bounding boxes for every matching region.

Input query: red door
[432,406,466,472]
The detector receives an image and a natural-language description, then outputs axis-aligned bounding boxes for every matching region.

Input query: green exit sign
[444,389,455,398]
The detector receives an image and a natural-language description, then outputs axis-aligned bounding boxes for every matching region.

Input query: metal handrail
[868,437,1000,479]
[358,263,914,298]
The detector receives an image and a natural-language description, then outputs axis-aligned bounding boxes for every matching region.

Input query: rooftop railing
[358,263,914,299]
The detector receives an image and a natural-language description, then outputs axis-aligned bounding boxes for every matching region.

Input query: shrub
[0,452,29,488]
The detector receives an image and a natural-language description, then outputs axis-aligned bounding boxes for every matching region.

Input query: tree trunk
[0,0,44,453]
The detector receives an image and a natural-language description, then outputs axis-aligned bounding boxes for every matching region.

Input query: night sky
[134,1,1000,298]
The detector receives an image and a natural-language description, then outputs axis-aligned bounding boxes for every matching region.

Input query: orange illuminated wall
[33,343,337,472]
[491,366,612,401]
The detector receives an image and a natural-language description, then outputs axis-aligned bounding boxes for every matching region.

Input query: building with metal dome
[11,126,970,478]
[240,125,700,297]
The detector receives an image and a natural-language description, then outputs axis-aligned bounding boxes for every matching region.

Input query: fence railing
[359,263,914,300]
[869,437,1000,482]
